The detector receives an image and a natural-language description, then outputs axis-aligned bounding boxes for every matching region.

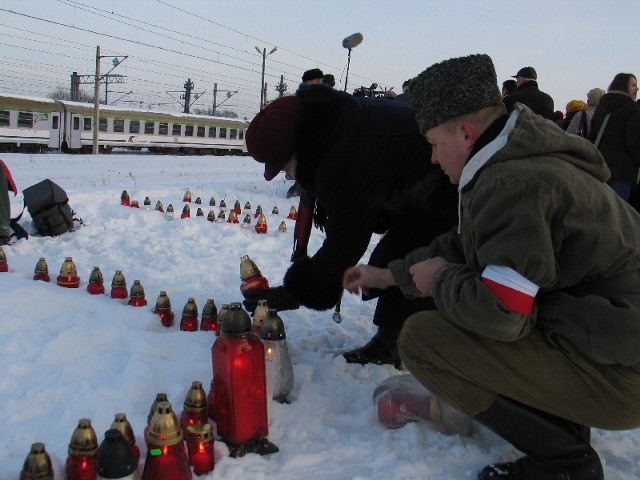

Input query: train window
[230,129,237,139]
[208,127,217,138]
[144,121,155,134]
[239,130,244,140]
[84,118,92,131]
[129,120,140,133]
[113,119,125,133]
[159,123,168,135]
[73,116,80,130]
[52,116,59,130]
[18,112,34,128]
[0,111,9,127]
[219,127,227,138]
[99,118,108,132]
[172,124,182,136]
[197,126,205,137]
[185,125,194,136]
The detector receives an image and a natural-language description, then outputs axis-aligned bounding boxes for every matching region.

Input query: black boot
[343,329,401,368]
[475,396,603,479]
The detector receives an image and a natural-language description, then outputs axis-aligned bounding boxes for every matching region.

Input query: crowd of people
[243,57,640,480]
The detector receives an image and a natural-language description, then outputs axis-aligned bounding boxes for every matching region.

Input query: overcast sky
[0,0,635,120]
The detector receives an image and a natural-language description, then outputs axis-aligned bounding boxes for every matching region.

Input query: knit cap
[587,88,606,106]
[410,54,502,134]
[566,100,586,113]
[246,96,301,181]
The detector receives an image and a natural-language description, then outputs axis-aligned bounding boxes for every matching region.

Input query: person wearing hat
[502,66,555,120]
[561,99,586,131]
[301,68,324,85]
[343,53,640,479]
[322,73,335,88]
[243,84,458,367]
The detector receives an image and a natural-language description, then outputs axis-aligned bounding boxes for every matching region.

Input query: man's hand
[242,286,300,313]
[343,265,395,296]
[408,256,449,296]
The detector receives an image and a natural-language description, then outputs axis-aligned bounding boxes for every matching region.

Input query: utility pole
[183,79,194,113]
[70,72,80,102]
[92,46,100,155]
[255,46,277,110]
[212,83,217,116]
[275,75,287,98]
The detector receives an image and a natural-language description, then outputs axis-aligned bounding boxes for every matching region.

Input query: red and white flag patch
[481,265,539,315]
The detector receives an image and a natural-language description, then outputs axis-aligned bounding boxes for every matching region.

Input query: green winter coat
[390,105,640,370]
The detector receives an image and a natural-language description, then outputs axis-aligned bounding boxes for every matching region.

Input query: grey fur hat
[410,54,502,134]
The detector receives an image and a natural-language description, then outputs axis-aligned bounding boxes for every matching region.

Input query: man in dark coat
[503,66,554,120]
[243,84,458,366]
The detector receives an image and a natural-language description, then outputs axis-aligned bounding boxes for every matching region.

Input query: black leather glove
[242,286,300,313]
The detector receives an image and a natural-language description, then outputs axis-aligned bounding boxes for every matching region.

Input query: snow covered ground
[0,152,638,479]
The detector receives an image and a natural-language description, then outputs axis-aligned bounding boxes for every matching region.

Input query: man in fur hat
[343,54,640,479]
[243,84,458,368]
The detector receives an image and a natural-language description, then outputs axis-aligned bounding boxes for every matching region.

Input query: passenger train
[0,93,248,155]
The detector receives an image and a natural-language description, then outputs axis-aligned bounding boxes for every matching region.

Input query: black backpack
[22,179,79,236]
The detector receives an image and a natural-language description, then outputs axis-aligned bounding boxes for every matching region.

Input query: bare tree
[48,85,94,103]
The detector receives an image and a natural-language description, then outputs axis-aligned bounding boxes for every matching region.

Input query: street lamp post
[255,46,277,110]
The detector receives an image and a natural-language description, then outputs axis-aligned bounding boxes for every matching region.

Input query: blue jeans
[608,181,632,202]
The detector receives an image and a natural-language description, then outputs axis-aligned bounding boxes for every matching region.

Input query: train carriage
[0,93,247,154]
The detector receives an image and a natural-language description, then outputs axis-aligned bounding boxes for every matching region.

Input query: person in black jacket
[503,66,555,120]
[589,73,640,202]
[243,85,458,367]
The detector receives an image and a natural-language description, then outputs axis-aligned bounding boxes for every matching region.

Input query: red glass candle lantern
[255,213,267,234]
[219,199,227,212]
[87,266,105,295]
[287,206,298,220]
[142,401,192,480]
[127,280,147,307]
[33,257,50,282]
[0,246,8,273]
[120,190,130,206]
[252,299,269,336]
[110,412,140,466]
[165,204,175,220]
[66,418,98,480]
[155,201,164,213]
[186,424,215,476]
[196,207,204,217]
[183,188,192,203]
[227,210,238,223]
[110,270,128,299]
[233,199,241,214]
[20,442,54,480]
[271,206,279,215]
[179,298,198,332]
[240,255,269,294]
[207,210,215,222]
[57,256,80,288]
[200,298,218,332]
[253,205,263,218]
[143,196,151,210]
[144,393,168,448]
[130,200,139,208]
[211,303,272,452]
[154,291,175,327]
[97,429,137,480]
[209,196,215,207]
[181,204,190,219]
[180,381,208,436]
